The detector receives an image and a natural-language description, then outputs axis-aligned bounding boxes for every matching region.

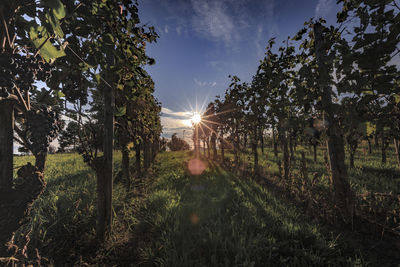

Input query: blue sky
[138,0,341,142]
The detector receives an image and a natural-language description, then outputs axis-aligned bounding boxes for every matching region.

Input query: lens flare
[188,158,206,175]
[190,213,199,224]
[191,113,201,124]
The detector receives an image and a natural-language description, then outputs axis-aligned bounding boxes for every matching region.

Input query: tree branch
[13,86,29,112]
[0,8,12,48]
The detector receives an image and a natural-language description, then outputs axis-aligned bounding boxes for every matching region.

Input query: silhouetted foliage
[167,133,190,151]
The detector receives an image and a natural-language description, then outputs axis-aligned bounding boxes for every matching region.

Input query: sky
[137,0,342,144]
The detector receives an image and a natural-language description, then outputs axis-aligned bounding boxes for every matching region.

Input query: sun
[191,112,201,124]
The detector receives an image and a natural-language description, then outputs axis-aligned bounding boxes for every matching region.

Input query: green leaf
[45,12,64,38]
[79,62,94,71]
[293,28,307,41]
[55,90,65,98]
[94,73,101,84]
[42,0,66,20]
[115,106,126,117]
[366,122,376,136]
[104,33,115,45]
[28,23,66,62]
[394,94,400,104]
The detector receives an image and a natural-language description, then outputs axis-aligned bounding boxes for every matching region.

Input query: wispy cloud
[191,0,235,46]
[194,79,217,88]
[155,0,277,49]
[176,26,182,36]
[161,107,192,118]
[160,107,195,145]
[161,116,188,129]
[255,25,264,58]
[315,0,334,18]
[207,60,228,72]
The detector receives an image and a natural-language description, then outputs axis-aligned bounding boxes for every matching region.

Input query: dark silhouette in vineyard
[167,133,190,151]
[0,0,65,259]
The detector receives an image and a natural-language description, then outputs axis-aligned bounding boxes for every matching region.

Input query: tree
[202,102,218,159]
[336,0,399,167]
[214,97,230,164]
[168,133,190,151]
[48,0,159,241]
[257,38,296,180]
[58,121,79,152]
[243,75,267,175]
[313,22,353,216]
[341,97,365,168]
[224,76,246,166]
[0,0,66,256]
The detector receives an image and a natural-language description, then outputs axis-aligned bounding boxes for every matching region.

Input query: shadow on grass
[17,168,98,265]
[358,166,400,180]
[45,169,93,188]
[129,157,362,266]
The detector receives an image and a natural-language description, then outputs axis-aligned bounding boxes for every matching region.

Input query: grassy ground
[221,143,400,195]
[121,151,369,266]
[222,144,400,246]
[11,150,398,266]
[13,152,126,265]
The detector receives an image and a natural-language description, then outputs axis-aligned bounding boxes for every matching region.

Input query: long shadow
[44,169,94,189]
[128,158,249,264]
[19,168,98,266]
[349,165,400,193]
[357,166,400,179]
[127,157,366,266]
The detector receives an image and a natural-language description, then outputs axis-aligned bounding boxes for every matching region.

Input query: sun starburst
[191,112,201,124]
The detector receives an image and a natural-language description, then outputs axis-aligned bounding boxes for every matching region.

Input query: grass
[223,143,400,196]
[126,151,368,266]
[11,149,399,265]
[12,152,127,265]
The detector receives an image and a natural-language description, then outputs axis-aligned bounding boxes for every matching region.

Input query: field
[12,146,400,266]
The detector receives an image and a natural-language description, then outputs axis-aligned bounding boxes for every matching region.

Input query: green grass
[11,149,398,265]
[13,152,127,265]
[128,151,368,266]
[223,143,400,196]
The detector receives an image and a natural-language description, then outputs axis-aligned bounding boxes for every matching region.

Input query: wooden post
[211,132,217,160]
[280,128,290,180]
[220,137,225,164]
[381,133,387,164]
[121,142,130,188]
[0,100,13,191]
[144,138,150,170]
[194,124,200,158]
[313,23,353,217]
[136,142,141,175]
[260,127,264,155]
[313,142,317,162]
[252,125,258,175]
[272,127,278,157]
[394,138,400,169]
[97,50,114,241]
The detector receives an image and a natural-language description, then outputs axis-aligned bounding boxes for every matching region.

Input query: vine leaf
[115,106,126,117]
[28,23,66,62]
[45,12,64,38]
[42,0,66,20]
